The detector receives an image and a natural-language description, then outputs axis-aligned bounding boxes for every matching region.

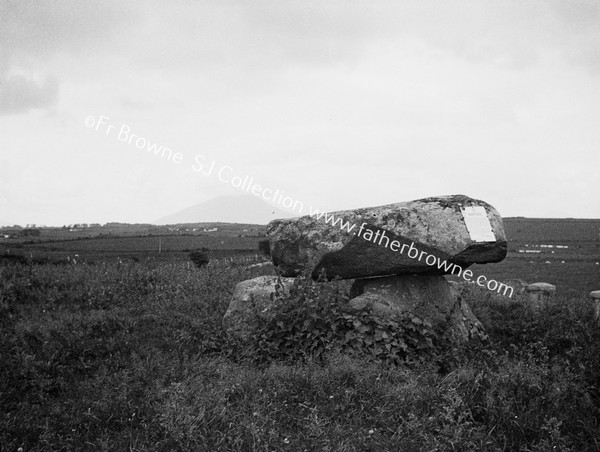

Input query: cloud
[548,0,600,72]
[0,0,134,58]
[0,74,59,115]
[1,1,599,222]
[0,0,136,114]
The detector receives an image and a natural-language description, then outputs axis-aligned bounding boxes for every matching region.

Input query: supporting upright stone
[223,276,297,341]
[590,290,600,326]
[347,274,486,342]
[525,282,556,310]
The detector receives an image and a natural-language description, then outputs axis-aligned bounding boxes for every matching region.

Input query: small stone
[525,282,556,309]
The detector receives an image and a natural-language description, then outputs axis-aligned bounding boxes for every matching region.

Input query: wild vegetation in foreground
[1,260,600,451]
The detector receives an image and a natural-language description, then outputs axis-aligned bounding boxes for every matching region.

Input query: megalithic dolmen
[266,194,507,280]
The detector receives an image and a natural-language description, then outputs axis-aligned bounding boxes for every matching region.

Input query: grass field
[1,218,599,450]
[1,258,600,451]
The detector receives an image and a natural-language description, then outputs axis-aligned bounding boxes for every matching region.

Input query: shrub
[258,239,270,257]
[189,250,209,268]
[21,228,41,237]
[0,253,29,265]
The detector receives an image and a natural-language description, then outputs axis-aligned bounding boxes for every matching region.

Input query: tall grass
[1,260,599,451]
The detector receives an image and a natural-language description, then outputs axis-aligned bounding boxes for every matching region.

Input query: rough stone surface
[347,275,486,342]
[267,194,507,280]
[223,276,296,340]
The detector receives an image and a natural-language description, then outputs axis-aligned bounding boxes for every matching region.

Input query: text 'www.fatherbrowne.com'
[307,207,514,298]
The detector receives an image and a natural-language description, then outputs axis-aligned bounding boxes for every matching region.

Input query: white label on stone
[461,206,496,242]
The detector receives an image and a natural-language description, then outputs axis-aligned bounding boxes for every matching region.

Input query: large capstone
[267,194,507,280]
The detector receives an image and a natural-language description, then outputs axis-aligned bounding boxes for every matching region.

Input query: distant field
[0,235,264,263]
[25,235,260,253]
[469,218,600,296]
[504,217,600,242]
[466,256,600,297]
[1,217,598,294]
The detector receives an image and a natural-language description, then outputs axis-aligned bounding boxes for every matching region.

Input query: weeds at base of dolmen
[233,275,442,367]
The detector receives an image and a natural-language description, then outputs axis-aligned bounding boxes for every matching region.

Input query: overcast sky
[1,0,599,225]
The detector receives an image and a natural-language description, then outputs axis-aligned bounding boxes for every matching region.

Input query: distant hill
[154,195,297,225]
